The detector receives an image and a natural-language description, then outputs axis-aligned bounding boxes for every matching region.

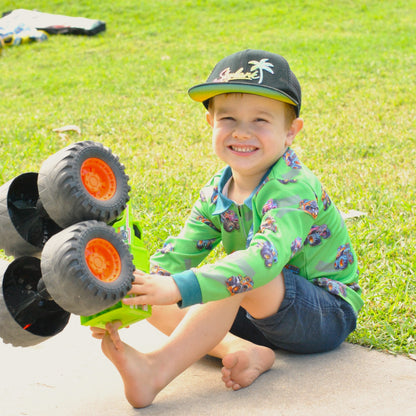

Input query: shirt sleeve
[150,197,222,278]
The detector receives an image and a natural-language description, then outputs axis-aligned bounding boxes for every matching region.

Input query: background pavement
[1,316,415,416]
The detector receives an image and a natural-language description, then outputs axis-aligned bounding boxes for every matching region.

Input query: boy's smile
[206,93,303,193]
[229,145,258,154]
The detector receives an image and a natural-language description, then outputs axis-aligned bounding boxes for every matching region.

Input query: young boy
[91,49,363,408]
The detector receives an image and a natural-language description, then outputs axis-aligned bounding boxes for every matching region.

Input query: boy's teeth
[231,146,255,152]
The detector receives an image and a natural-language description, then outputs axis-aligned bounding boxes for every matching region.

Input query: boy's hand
[123,269,181,306]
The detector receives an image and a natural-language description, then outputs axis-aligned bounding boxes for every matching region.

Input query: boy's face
[206,93,302,185]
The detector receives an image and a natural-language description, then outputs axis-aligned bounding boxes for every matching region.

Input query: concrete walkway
[1,316,415,416]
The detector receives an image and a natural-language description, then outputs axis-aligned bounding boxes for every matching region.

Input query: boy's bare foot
[221,345,275,390]
[100,334,164,408]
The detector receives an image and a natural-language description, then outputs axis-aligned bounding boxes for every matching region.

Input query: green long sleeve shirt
[150,148,363,313]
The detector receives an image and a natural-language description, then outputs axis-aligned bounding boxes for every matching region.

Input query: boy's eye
[255,118,268,123]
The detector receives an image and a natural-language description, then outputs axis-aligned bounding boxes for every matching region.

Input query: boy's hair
[207,93,297,128]
[188,49,302,117]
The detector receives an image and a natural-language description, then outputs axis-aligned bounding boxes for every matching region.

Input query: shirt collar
[212,162,276,215]
[212,167,233,215]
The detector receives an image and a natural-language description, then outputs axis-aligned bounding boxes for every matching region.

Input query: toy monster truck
[0,141,150,347]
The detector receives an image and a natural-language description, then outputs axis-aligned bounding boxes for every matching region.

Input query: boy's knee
[241,274,285,319]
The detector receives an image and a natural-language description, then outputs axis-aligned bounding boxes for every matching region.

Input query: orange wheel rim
[81,158,116,200]
[85,238,121,282]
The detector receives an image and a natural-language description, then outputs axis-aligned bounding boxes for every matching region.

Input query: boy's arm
[182,180,318,306]
[147,189,222,307]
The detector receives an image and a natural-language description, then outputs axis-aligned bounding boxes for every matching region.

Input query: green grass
[1,0,415,355]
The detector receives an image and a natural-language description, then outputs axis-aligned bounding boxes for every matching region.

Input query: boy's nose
[232,123,251,140]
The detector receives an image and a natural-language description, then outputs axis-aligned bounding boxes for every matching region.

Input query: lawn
[1,0,415,355]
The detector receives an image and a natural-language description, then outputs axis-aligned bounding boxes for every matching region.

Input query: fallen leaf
[341,210,368,220]
[53,125,81,134]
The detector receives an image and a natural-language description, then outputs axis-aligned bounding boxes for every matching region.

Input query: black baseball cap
[188,49,301,116]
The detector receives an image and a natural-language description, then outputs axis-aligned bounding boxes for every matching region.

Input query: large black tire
[0,258,70,347]
[41,220,134,316]
[0,173,62,257]
[38,141,130,228]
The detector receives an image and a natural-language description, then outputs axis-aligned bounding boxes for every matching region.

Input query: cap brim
[188,82,298,107]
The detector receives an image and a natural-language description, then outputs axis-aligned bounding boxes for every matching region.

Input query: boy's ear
[206,111,214,127]
[285,118,303,146]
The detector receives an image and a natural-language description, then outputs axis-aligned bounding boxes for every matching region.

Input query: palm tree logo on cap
[248,59,274,83]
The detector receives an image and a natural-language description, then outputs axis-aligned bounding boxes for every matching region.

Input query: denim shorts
[229,267,357,354]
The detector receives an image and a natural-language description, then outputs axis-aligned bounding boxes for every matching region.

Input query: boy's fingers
[123,295,146,305]
[128,282,150,295]
[132,269,148,283]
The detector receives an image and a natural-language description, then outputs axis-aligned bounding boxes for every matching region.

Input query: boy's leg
[93,274,284,407]
[148,303,275,390]
[149,273,285,389]
[97,294,242,408]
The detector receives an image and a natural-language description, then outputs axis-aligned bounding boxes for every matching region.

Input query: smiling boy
[91,49,363,408]
[207,93,302,203]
